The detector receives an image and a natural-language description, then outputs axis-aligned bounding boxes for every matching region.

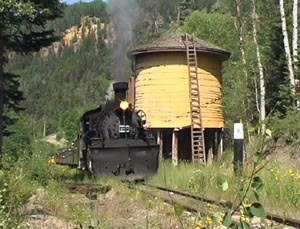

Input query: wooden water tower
[128,30,230,166]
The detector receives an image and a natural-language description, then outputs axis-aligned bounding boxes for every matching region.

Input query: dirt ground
[21,136,300,229]
[264,137,300,170]
[44,134,66,148]
[21,186,196,229]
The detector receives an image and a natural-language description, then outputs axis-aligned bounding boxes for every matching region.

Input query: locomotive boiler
[55,82,159,180]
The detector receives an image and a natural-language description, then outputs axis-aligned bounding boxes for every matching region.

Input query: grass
[148,154,300,219]
[2,138,300,228]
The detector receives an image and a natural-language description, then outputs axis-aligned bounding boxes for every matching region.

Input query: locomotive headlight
[120,100,129,111]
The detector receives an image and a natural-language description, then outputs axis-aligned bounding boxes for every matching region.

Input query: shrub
[269,108,300,144]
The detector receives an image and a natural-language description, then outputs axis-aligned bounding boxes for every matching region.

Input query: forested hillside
[3,0,300,154]
[5,1,112,143]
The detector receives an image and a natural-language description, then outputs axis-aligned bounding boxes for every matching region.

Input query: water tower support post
[172,128,179,166]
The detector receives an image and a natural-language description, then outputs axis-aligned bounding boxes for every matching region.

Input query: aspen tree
[292,0,298,106]
[233,0,251,142]
[279,0,296,103]
[252,0,266,133]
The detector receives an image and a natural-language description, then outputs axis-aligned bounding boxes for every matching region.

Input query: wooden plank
[217,130,223,157]
[157,130,163,159]
[134,52,224,129]
[172,129,178,166]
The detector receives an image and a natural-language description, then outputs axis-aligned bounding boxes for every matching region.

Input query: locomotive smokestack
[113,82,128,101]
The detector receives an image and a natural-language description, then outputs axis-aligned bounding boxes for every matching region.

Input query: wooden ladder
[183,34,206,164]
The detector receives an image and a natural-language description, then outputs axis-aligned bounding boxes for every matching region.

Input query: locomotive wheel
[86,148,94,174]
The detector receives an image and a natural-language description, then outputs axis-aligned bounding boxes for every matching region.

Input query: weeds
[149,134,300,227]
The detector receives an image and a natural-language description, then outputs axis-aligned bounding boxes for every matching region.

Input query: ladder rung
[193,135,203,138]
[193,130,203,134]
[190,70,197,73]
[191,113,201,117]
[193,142,203,146]
[191,112,201,116]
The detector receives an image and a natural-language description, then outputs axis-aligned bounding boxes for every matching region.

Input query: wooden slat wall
[134,52,224,128]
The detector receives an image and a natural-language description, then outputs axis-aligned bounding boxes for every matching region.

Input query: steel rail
[63,183,112,199]
[143,183,300,228]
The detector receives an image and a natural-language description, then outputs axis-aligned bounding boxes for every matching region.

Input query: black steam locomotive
[54,82,159,180]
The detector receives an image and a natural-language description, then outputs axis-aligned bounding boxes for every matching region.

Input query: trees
[279,0,295,103]
[251,0,266,133]
[6,1,111,142]
[0,0,64,163]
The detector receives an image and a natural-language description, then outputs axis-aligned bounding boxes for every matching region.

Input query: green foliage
[0,0,64,54]
[0,162,37,228]
[7,30,111,135]
[183,11,237,53]
[150,150,277,227]
[61,104,95,141]
[3,1,111,139]
[47,0,108,32]
[221,180,229,191]
[249,202,265,218]
[0,0,65,164]
[24,153,57,186]
[222,213,232,227]
[156,0,181,25]
[3,112,34,162]
[3,73,25,135]
[263,164,300,209]
[269,108,300,143]
[251,176,263,201]
[3,73,25,113]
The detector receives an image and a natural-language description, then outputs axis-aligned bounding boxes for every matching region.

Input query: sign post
[234,123,244,174]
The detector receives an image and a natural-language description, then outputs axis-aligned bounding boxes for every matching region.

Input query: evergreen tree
[0,0,64,163]
[3,72,25,136]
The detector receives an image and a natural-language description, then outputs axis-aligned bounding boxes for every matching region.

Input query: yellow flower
[204,216,212,225]
[195,223,202,229]
[241,215,250,223]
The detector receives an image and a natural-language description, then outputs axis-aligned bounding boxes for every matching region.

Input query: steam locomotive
[54,82,159,180]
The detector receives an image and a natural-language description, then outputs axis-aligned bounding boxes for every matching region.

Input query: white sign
[119,125,130,133]
[234,123,244,139]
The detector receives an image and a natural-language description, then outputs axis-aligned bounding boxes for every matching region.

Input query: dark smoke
[107,0,142,81]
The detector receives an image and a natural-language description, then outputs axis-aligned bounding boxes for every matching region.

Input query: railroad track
[63,182,112,200]
[140,183,300,228]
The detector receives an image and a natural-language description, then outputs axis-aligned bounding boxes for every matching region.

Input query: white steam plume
[107,0,141,81]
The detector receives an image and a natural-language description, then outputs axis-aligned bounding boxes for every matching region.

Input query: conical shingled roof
[129,30,230,60]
